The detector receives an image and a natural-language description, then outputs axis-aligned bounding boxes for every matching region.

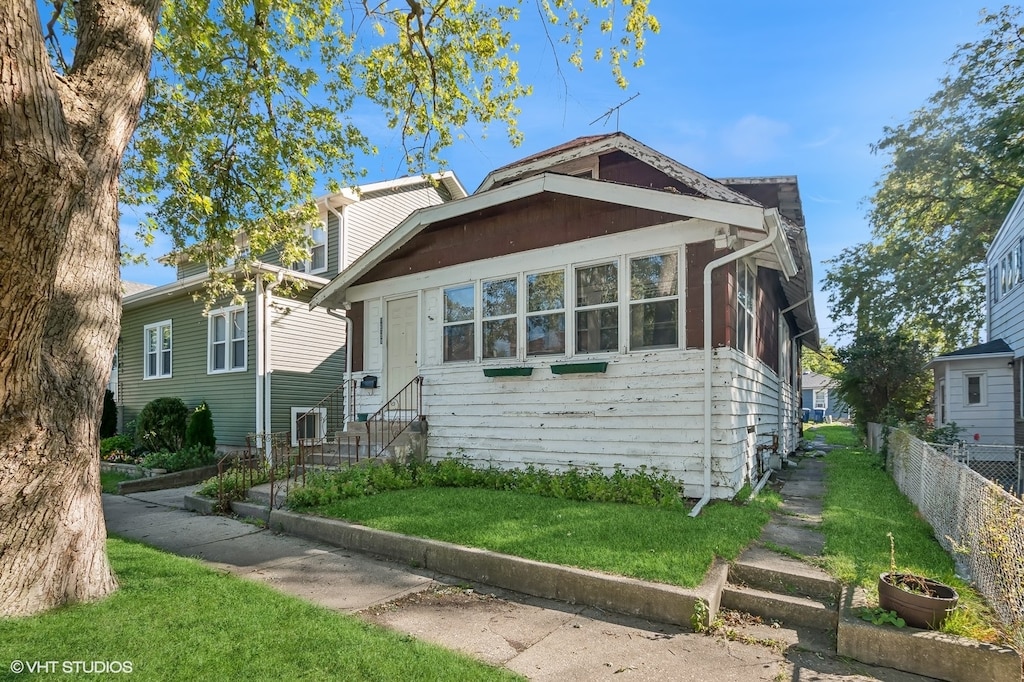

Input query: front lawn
[0,538,517,681]
[302,487,779,588]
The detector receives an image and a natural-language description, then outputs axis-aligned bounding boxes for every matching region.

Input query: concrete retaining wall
[268,508,723,631]
[118,465,220,494]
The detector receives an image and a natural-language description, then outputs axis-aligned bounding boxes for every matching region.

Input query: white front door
[386,297,418,398]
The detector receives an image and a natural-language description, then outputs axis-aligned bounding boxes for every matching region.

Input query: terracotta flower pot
[878,572,959,629]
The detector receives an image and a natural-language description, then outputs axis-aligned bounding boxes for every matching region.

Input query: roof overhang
[926,351,1015,369]
[123,262,328,310]
[316,171,467,211]
[477,133,759,208]
[310,173,774,311]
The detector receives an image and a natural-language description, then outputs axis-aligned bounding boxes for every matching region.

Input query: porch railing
[362,375,424,460]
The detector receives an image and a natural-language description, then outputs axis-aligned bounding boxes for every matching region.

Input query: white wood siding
[938,359,1015,445]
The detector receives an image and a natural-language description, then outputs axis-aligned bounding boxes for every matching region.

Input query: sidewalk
[103,472,931,681]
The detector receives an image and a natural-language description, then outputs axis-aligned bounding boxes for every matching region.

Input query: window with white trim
[526,270,565,356]
[629,252,678,350]
[965,373,985,406]
[291,407,326,446]
[292,224,328,274]
[143,320,172,379]
[443,284,475,362]
[938,379,946,424]
[208,305,247,373]
[813,389,828,410]
[482,277,517,359]
[575,262,618,353]
[737,262,756,356]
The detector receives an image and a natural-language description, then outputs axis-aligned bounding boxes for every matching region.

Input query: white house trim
[310,174,777,311]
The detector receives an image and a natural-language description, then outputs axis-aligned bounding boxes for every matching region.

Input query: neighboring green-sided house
[116,173,467,449]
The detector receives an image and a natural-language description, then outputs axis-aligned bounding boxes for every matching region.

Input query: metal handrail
[362,375,424,460]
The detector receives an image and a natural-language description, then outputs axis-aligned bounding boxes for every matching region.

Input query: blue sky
[122,1,993,344]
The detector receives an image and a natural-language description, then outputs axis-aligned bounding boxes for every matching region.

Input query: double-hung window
[143,320,172,379]
[575,262,618,353]
[482,278,517,358]
[737,262,756,356]
[443,284,475,362]
[813,389,828,410]
[629,253,678,350]
[526,270,565,355]
[293,224,328,274]
[208,305,247,373]
[965,373,985,406]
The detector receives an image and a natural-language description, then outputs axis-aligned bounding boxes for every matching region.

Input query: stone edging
[837,586,1022,682]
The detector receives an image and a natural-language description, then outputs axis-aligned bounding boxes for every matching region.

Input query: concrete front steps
[722,546,840,633]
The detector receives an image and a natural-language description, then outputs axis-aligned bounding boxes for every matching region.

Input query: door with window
[386,297,419,398]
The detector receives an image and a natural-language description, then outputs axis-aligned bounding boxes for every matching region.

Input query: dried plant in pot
[878,532,959,630]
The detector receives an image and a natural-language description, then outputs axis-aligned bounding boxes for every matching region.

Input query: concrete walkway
[103,469,933,681]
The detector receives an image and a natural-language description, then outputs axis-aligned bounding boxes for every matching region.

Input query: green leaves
[825,6,1024,349]
[120,1,658,300]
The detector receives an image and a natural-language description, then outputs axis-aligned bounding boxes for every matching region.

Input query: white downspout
[326,306,354,431]
[260,272,285,451]
[327,205,345,271]
[691,211,783,517]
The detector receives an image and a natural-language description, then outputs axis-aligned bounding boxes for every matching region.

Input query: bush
[185,401,217,450]
[287,457,685,511]
[141,444,217,473]
[100,389,118,438]
[99,436,137,462]
[136,397,189,453]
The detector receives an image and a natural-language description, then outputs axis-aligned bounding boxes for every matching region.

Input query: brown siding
[349,301,364,373]
[599,150,702,196]
[684,241,730,349]
[353,193,685,286]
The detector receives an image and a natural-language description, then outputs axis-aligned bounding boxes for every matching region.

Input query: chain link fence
[875,426,1024,649]
[943,442,1023,498]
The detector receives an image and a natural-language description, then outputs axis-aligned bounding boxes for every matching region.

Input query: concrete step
[721,584,838,631]
[730,546,840,601]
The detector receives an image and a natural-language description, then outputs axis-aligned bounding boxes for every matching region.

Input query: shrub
[185,401,217,450]
[100,389,118,438]
[100,434,136,459]
[141,444,217,472]
[287,456,685,511]
[136,397,189,453]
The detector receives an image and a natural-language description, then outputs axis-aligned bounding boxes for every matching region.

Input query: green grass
[0,538,517,682]
[308,487,780,587]
[820,436,1003,642]
[99,470,138,494]
[804,423,861,447]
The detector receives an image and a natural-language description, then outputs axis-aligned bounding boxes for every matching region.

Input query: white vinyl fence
[868,425,1024,648]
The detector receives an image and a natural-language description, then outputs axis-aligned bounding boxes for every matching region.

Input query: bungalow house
[930,187,1024,446]
[310,133,819,508]
[116,174,467,448]
[800,370,848,423]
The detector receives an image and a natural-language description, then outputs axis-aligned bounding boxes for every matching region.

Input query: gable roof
[802,371,836,390]
[310,171,789,310]
[310,135,818,347]
[476,132,759,208]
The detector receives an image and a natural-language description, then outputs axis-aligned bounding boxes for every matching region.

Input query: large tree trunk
[0,0,160,617]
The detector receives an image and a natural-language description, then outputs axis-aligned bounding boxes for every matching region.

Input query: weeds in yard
[287,456,686,511]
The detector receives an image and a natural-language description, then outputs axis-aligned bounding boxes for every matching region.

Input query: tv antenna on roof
[589,92,640,130]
